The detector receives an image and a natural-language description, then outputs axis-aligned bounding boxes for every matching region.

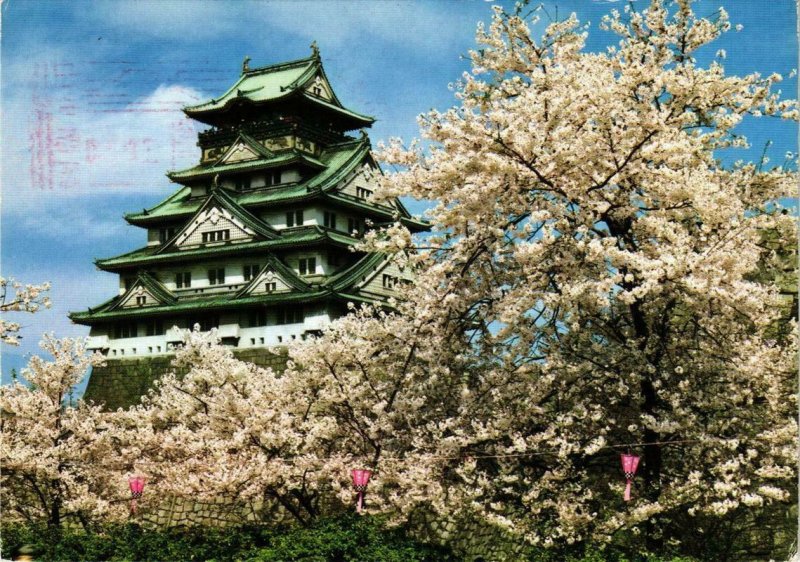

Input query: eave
[167,150,325,182]
[95,227,360,271]
[70,290,330,325]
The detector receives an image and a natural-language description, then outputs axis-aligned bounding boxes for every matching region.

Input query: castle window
[323,211,337,229]
[265,282,277,292]
[188,315,219,331]
[347,218,364,236]
[202,229,230,243]
[267,170,282,185]
[113,322,138,339]
[208,268,225,285]
[159,227,177,243]
[277,306,303,325]
[175,272,191,289]
[356,187,373,199]
[299,257,316,276]
[382,274,400,289]
[243,264,260,281]
[234,176,251,191]
[248,309,267,327]
[312,85,322,96]
[145,319,164,336]
[286,210,304,227]
[136,296,147,306]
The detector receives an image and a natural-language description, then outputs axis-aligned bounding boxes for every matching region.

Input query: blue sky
[1,0,796,387]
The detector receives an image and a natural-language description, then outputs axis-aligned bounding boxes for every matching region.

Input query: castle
[70,46,425,406]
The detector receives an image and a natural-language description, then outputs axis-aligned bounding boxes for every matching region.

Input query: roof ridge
[244,55,316,76]
[125,187,191,222]
[95,228,345,270]
[212,188,280,239]
[324,252,387,291]
[138,271,177,304]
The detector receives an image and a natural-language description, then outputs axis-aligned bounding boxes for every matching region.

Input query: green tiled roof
[96,227,358,271]
[185,56,317,114]
[211,188,280,239]
[324,252,387,291]
[183,55,374,127]
[126,139,369,224]
[167,149,326,181]
[71,290,329,324]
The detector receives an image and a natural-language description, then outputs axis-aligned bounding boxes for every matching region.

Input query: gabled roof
[127,138,368,224]
[168,149,326,182]
[183,52,374,128]
[125,137,429,233]
[95,226,359,271]
[70,290,331,325]
[156,188,279,254]
[108,272,177,311]
[212,131,276,165]
[234,254,311,297]
[323,252,388,292]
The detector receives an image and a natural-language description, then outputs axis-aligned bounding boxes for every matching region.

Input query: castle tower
[70,47,426,407]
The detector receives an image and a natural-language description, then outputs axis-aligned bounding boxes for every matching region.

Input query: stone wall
[83,348,289,410]
[410,511,527,561]
[137,497,297,529]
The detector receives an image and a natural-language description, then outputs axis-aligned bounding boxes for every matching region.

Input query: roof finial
[242,55,251,73]
[212,174,220,191]
[310,41,320,59]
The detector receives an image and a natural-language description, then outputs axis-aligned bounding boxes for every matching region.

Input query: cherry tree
[366,0,796,551]
[132,319,461,526]
[0,335,129,529]
[0,277,51,346]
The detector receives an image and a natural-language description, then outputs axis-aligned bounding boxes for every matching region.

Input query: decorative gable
[305,74,333,101]
[111,274,176,311]
[248,267,294,295]
[174,205,256,248]
[120,285,159,308]
[212,133,276,166]
[236,257,310,298]
[220,142,260,164]
[339,160,394,207]
[355,258,410,298]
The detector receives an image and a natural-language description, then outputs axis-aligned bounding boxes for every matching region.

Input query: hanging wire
[8,435,773,469]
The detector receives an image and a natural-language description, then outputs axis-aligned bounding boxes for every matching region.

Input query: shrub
[0,516,451,562]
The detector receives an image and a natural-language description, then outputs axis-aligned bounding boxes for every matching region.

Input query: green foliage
[249,514,453,561]
[0,515,451,562]
[1,522,259,561]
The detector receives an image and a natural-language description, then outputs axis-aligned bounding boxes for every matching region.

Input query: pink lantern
[128,475,146,514]
[351,469,372,514]
[620,454,640,502]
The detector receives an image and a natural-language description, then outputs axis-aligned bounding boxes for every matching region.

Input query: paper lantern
[128,475,146,515]
[351,469,372,513]
[620,454,640,501]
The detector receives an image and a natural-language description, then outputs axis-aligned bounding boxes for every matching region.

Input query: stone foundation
[83,348,289,410]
